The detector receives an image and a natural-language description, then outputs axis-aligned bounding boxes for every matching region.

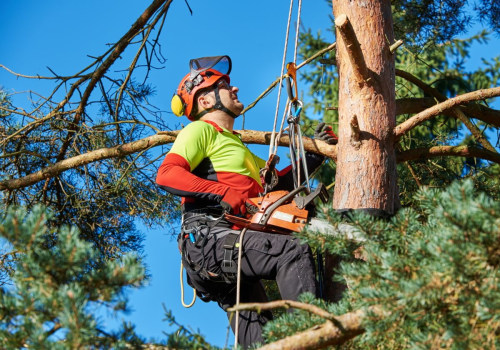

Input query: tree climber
[156,56,337,348]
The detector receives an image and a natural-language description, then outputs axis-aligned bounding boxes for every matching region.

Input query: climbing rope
[179,258,197,308]
[233,227,248,349]
[286,100,311,190]
[292,0,302,64]
[269,0,296,158]
[269,0,303,158]
[267,0,313,192]
[268,0,310,193]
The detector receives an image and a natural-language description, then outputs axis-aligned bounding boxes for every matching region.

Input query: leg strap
[221,233,240,279]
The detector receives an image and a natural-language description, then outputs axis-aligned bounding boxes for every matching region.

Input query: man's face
[206,79,244,116]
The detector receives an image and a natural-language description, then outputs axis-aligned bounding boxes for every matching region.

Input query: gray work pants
[182,225,317,349]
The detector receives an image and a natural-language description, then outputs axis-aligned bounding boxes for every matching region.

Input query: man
[156,56,337,348]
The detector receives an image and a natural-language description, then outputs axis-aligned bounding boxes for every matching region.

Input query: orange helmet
[171,56,232,121]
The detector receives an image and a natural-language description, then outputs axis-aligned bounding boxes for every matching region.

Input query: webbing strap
[221,233,239,276]
[193,86,239,120]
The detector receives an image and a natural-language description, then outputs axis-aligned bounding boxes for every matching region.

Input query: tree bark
[332,0,399,215]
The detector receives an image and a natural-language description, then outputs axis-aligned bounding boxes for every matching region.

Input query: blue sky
[1,0,499,347]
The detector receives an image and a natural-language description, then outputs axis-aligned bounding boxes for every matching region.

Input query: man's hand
[314,122,338,145]
[220,188,247,215]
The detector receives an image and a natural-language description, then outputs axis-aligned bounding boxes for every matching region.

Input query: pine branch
[228,300,338,322]
[241,42,336,115]
[3,123,500,191]
[396,97,500,127]
[394,86,500,140]
[54,0,174,163]
[257,307,383,350]
[396,69,497,152]
[397,145,500,164]
[0,130,336,191]
[228,301,386,350]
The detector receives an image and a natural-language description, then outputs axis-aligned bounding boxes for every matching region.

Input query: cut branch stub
[389,39,403,53]
[350,114,361,148]
[335,14,369,86]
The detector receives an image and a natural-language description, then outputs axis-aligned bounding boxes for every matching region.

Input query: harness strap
[212,87,239,118]
[194,86,239,119]
[179,213,239,284]
[221,233,240,278]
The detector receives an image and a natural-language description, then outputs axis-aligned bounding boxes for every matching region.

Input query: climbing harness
[179,211,236,280]
[178,210,239,307]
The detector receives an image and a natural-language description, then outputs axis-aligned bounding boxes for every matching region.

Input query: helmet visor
[189,55,231,79]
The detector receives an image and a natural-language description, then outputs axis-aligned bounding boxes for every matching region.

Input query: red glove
[220,188,247,215]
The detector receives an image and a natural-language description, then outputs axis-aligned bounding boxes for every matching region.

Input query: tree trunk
[332,0,398,216]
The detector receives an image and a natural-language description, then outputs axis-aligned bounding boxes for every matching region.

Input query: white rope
[273,105,291,152]
[233,227,248,349]
[293,0,303,64]
[179,258,196,308]
[269,0,304,158]
[269,0,295,157]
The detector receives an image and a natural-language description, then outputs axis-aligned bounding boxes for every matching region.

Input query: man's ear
[197,94,214,110]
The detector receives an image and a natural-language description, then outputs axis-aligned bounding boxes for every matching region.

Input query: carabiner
[285,62,298,103]
[287,99,303,124]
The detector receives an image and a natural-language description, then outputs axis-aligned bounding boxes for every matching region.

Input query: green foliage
[392,0,471,46]
[266,181,499,349]
[348,180,499,349]
[391,0,500,46]
[0,205,148,349]
[0,104,179,258]
[0,89,8,118]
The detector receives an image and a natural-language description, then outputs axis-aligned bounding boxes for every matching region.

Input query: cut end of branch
[389,39,404,53]
[335,14,348,29]
[334,14,369,86]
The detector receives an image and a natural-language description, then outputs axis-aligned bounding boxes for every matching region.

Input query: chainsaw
[225,183,329,234]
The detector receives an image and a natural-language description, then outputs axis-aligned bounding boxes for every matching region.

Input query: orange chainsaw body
[225,190,309,234]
